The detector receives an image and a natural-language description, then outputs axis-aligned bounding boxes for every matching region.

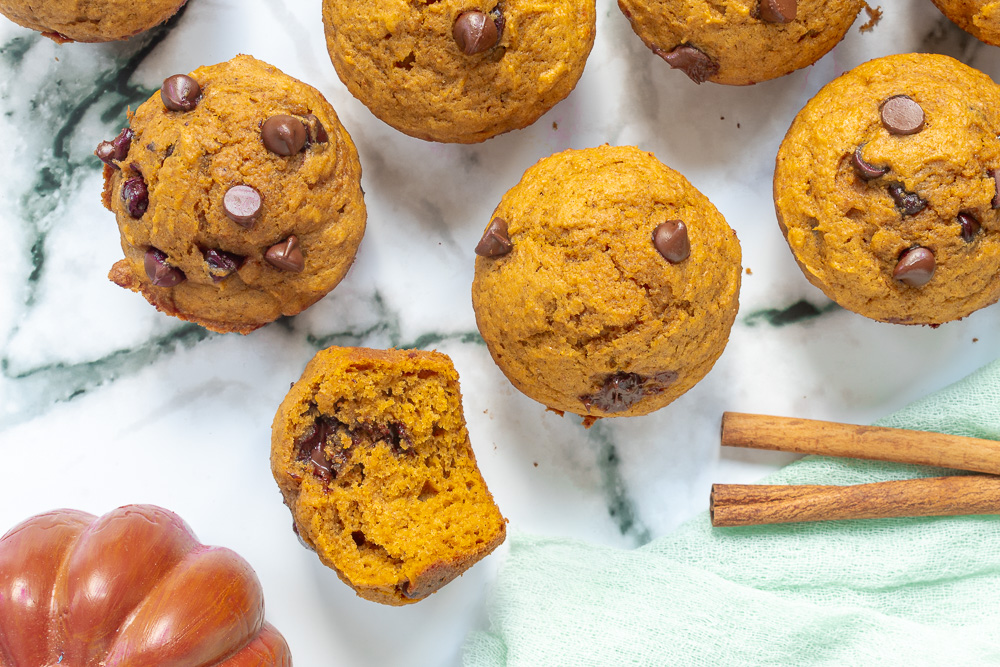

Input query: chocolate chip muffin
[0,0,187,42]
[472,145,742,419]
[929,0,1000,46]
[774,53,1000,325]
[271,346,506,605]
[617,0,870,85]
[322,0,596,143]
[99,55,366,334]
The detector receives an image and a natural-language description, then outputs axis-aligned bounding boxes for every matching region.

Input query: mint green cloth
[465,359,1000,666]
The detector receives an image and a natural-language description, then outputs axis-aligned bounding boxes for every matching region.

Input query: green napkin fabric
[464,358,1000,666]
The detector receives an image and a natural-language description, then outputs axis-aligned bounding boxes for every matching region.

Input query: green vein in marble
[7,10,185,311]
[306,293,401,351]
[2,288,483,425]
[0,324,210,428]
[411,331,485,349]
[584,421,652,546]
[306,292,483,351]
[743,299,841,327]
[0,34,37,66]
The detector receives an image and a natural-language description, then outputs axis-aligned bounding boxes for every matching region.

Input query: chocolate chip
[655,45,719,84]
[144,248,186,287]
[893,246,935,287]
[759,0,796,23]
[851,145,888,180]
[991,169,1000,209]
[880,96,925,135]
[958,212,980,242]
[887,183,927,216]
[581,373,646,413]
[121,177,148,218]
[652,220,690,263]
[204,249,244,282]
[95,141,116,165]
[453,10,499,55]
[302,114,329,145]
[490,5,506,40]
[475,217,512,257]
[95,127,134,167]
[262,115,307,156]
[223,184,263,227]
[265,236,305,272]
[160,74,202,112]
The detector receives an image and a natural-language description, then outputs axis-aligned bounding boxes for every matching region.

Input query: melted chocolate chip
[121,177,148,218]
[144,248,186,287]
[204,249,245,282]
[95,127,134,167]
[296,417,338,481]
[296,415,413,483]
[302,114,329,145]
[759,0,796,23]
[475,217,513,257]
[652,220,690,263]
[381,422,412,455]
[851,145,888,180]
[887,183,927,216]
[223,184,263,227]
[453,10,499,55]
[655,45,719,84]
[160,74,202,112]
[880,96,925,135]
[893,246,935,287]
[582,373,645,413]
[958,212,980,242]
[265,236,305,272]
[262,115,307,156]
[991,168,1000,209]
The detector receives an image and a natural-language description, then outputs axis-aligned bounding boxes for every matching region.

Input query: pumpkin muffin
[322,0,596,142]
[99,55,366,334]
[774,53,1000,325]
[472,145,742,419]
[0,0,188,42]
[617,0,871,85]
[929,0,1000,46]
[271,346,506,605]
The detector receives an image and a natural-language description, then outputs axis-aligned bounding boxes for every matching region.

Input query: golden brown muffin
[472,145,742,419]
[99,55,366,334]
[929,0,1000,45]
[617,0,869,85]
[774,53,1000,325]
[322,0,596,143]
[0,0,188,42]
[271,346,506,606]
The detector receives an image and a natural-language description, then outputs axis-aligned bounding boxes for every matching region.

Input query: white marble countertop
[1,0,998,664]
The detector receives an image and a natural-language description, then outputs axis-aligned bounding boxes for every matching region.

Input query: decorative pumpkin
[0,504,292,666]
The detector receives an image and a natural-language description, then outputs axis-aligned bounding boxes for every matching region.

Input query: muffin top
[472,145,742,418]
[774,53,1000,325]
[100,54,367,334]
[618,0,868,85]
[0,0,188,42]
[322,0,596,142]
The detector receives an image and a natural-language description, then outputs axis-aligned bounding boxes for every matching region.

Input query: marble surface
[1,0,999,664]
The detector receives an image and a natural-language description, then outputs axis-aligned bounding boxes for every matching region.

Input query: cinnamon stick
[710,475,1000,527]
[721,412,1000,475]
